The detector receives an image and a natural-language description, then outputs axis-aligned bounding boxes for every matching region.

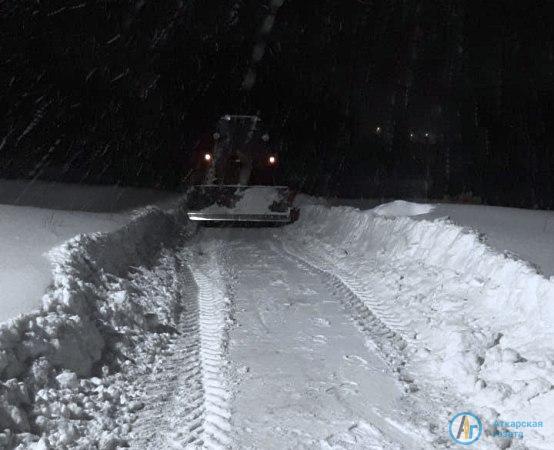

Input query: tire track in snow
[272,235,463,447]
[189,244,233,449]
[272,239,414,389]
[221,230,434,449]
[129,243,232,449]
[126,251,203,448]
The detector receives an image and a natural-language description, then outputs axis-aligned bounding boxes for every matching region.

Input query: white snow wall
[286,205,554,445]
[0,203,190,432]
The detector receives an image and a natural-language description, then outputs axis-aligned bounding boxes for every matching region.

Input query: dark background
[1,0,553,207]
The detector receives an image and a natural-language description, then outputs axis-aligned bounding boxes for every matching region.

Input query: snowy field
[0,180,178,322]
[0,186,553,449]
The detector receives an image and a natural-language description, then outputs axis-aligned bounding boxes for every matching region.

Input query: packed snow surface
[0,190,552,449]
[217,231,426,448]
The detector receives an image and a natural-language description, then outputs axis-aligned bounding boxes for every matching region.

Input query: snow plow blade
[186,185,294,223]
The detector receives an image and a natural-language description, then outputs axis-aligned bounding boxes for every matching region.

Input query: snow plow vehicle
[186,115,296,223]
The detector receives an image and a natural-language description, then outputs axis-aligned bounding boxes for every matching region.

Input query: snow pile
[285,201,554,448]
[371,200,435,217]
[233,186,284,212]
[0,201,193,448]
[197,186,288,215]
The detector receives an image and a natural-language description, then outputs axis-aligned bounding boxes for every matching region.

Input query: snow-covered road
[126,228,431,449]
[222,229,424,449]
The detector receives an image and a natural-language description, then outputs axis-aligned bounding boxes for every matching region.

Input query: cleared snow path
[210,228,429,449]
[125,227,434,449]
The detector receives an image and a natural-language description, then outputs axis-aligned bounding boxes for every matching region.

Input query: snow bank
[428,203,554,278]
[317,196,554,278]
[0,200,192,448]
[285,201,554,448]
[0,205,129,322]
[0,179,179,323]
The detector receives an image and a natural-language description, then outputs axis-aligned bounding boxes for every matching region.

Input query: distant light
[409,132,415,139]
[268,155,276,165]
[375,126,382,134]
[204,153,212,162]
[424,132,430,138]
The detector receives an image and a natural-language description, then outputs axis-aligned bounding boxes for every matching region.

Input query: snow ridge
[0,202,192,447]
[285,203,554,449]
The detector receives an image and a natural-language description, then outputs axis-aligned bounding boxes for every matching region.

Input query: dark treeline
[1,0,553,207]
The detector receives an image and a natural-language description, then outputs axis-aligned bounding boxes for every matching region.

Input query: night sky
[1,0,553,207]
